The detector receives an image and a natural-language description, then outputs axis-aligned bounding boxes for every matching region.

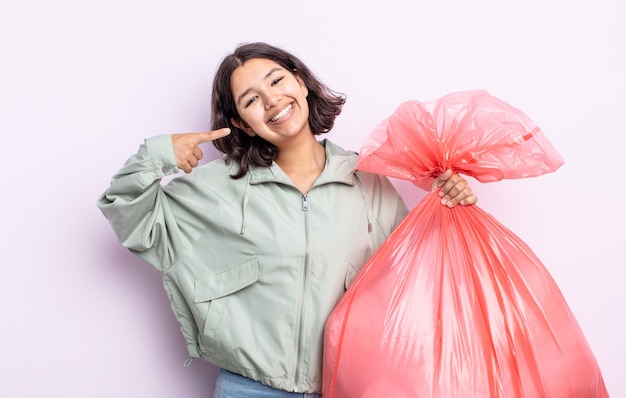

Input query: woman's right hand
[172,128,231,173]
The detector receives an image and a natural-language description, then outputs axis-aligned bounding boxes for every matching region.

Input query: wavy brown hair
[211,42,346,179]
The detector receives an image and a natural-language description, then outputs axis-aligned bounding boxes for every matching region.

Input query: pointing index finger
[195,128,231,144]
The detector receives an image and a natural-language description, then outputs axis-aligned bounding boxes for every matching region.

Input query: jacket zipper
[293,193,310,392]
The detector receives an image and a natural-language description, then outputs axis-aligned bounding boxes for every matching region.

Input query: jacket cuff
[145,134,179,177]
[186,342,201,358]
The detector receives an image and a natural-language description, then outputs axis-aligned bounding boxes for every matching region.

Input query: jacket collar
[247,139,357,188]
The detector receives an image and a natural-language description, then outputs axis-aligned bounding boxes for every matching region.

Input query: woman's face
[230,58,311,147]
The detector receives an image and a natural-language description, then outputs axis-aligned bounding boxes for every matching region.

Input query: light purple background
[2,1,623,396]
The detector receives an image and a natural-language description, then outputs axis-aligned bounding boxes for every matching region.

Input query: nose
[264,94,281,110]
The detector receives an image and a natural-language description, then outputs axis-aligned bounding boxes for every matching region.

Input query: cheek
[244,110,265,128]
[236,107,257,126]
[236,110,265,136]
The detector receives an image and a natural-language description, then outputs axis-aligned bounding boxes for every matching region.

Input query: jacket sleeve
[96,134,184,271]
[373,174,409,235]
[356,170,409,246]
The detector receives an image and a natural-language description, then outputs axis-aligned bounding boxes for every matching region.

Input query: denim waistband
[213,369,321,398]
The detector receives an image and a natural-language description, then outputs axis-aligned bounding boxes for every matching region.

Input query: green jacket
[97,136,408,393]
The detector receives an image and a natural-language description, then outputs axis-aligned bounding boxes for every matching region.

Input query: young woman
[97,42,476,398]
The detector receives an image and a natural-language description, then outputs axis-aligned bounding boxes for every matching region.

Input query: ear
[231,118,256,137]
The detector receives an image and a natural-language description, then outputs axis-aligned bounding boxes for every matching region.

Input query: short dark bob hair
[211,42,346,179]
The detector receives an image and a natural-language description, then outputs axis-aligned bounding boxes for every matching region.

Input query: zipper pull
[302,194,309,211]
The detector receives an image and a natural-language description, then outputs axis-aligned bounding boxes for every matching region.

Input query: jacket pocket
[194,256,259,303]
[193,256,259,362]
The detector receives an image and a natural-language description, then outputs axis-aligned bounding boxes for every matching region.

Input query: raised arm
[97,129,230,269]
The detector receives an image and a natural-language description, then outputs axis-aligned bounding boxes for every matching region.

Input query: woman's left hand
[431,169,478,207]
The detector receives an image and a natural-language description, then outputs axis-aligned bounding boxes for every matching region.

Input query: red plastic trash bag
[323,90,608,397]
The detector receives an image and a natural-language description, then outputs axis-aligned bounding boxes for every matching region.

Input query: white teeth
[270,104,292,122]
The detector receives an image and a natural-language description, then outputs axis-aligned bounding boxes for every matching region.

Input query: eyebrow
[236,67,283,106]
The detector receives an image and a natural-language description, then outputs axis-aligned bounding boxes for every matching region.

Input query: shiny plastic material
[323,90,608,397]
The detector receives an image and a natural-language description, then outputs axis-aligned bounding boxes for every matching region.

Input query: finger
[459,191,478,206]
[193,128,231,144]
[193,147,203,160]
[446,184,477,207]
[438,174,471,207]
[181,163,193,174]
[439,175,466,199]
[431,169,453,191]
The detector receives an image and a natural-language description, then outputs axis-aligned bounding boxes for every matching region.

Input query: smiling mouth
[269,103,293,122]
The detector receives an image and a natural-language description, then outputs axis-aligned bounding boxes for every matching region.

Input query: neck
[274,135,326,194]
[274,135,326,174]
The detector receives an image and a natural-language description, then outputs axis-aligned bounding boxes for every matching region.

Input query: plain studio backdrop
[1,0,623,396]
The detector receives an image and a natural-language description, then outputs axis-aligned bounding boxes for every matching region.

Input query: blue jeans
[213,369,322,398]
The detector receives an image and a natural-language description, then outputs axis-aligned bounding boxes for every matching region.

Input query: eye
[245,96,258,107]
[271,76,284,86]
